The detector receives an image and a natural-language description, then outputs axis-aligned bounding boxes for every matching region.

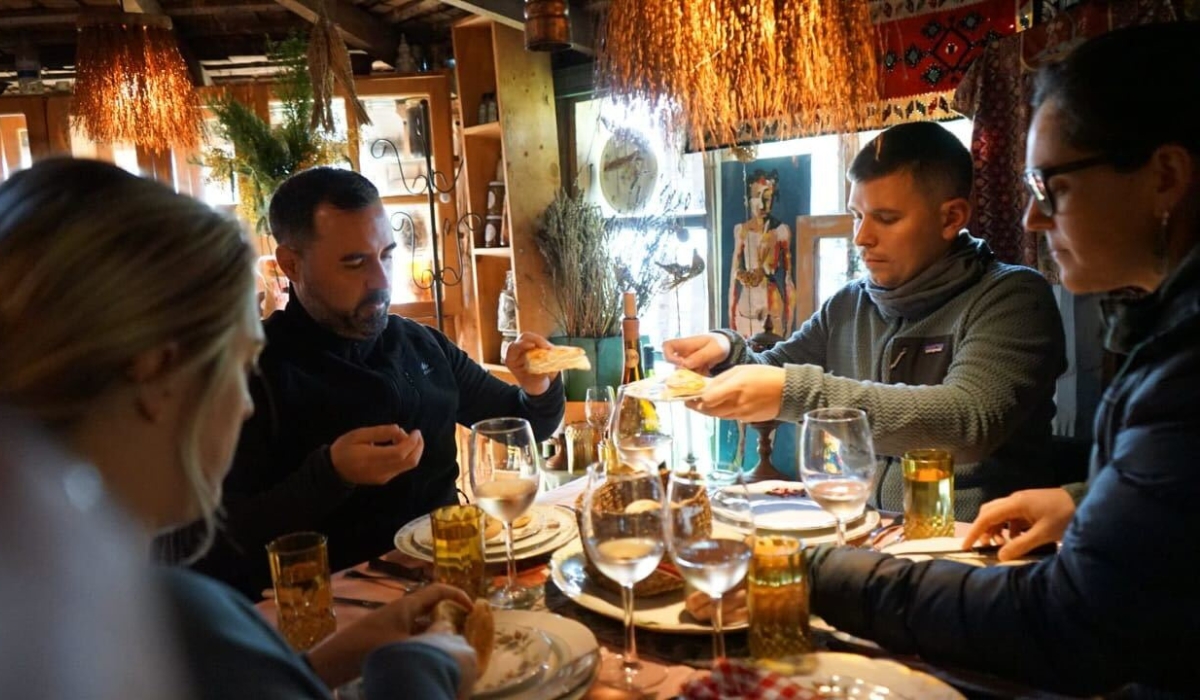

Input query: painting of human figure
[720,156,811,338]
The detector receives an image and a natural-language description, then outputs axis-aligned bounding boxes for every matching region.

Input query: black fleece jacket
[183,300,564,599]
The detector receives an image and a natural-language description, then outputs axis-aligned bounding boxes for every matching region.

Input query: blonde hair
[0,158,255,557]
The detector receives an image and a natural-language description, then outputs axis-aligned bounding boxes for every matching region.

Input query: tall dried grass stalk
[72,14,201,153]
[598,0,881,147]
[307,2,371,132]
[535,189,681,338]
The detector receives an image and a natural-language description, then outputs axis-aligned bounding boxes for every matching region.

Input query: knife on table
[892,542,1058,558]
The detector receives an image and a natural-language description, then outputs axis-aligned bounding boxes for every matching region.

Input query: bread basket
[575,464,712,597]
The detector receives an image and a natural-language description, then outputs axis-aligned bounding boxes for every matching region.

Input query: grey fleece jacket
[717,234,1066,518]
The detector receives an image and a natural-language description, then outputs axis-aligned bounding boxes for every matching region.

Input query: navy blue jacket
[180,300,564,598]
[807,246,1200,697]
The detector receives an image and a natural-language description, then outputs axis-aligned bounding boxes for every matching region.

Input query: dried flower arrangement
[534,187,687,338]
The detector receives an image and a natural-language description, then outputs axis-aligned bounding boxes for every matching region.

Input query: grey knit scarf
[865,232,994,321]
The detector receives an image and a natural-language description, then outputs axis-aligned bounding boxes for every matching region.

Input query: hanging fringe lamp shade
[599,0,881,148]
[72,12,202,153]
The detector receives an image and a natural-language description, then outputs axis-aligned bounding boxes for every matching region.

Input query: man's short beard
[343,295,389,339]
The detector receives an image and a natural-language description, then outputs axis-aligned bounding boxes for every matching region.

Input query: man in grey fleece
[665,121,1066,519]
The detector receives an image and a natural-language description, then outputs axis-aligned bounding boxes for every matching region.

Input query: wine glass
[468,417,541,609]
[798,407,878,546]
[580,462,667,690]
[665,465,753,660]
[584,384,615,453]
[612,385,673,471]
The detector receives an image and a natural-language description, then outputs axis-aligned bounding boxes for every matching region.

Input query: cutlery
[367,557,431,582]
[343,569,419,592]
[890,542,1058,558]
[332,596,386,609]
[263,589,387,610]
[864,514,903,549]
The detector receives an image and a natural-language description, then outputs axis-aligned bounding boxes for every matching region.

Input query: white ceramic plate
[490,610,599,700]
[713,500,881,545]
[394,505,578,565]
[550,534,749,635]
[715,480,878,536]
[473,623,552,697]
[412,509,547,553]
[620,375,706,402]
[794,652,964,699]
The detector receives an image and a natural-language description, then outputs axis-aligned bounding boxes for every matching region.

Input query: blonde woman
[0,159,476,700]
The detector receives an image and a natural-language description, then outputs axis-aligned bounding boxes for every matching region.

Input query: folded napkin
[682,659,823,700]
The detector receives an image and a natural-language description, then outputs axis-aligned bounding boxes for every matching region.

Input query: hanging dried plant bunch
[308,1,371,132]
[72,13,202,152]
[198,36,346,234]
[598,0,881,146]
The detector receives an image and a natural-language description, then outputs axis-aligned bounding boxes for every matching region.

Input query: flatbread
[483,513,532,540]
[664,367,708,398]
[526,345,591,374]
[432,598,495,673]
[463,599,495,673]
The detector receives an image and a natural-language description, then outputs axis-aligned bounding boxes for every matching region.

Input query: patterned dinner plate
[394,505,578,565]
[472,623,552,697]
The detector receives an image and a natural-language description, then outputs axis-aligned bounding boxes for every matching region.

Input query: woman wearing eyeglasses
[805,21,1200,697]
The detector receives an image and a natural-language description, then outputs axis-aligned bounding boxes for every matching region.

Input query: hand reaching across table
[962,487,1074,561]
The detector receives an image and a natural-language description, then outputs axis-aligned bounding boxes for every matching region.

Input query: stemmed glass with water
[665,465,753,660]
[584,384,615,453]
[612,385,674,470]
[798,408,878,546]
[580,462,667,689]
[468,416,541,609]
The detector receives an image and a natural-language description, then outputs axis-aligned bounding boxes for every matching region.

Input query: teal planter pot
[550,336,625,401]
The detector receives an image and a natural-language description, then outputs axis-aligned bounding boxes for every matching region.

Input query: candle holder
[747,315,789,483]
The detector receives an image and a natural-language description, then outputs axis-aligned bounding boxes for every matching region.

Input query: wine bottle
[621,291,644,385]
[618,291,661,444]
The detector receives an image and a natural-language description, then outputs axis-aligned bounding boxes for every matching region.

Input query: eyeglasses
[1023,153,1141,217]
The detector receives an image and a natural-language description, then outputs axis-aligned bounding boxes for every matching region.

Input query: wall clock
[599,128,658,214]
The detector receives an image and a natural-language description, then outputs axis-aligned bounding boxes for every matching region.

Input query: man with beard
[180,168,565,599]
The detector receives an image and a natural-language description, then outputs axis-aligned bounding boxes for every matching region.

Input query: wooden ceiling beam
[272,0,398,61]
[388,0,443,23]
[0,3,285,28]
[169,3,287,16]
[0,11,79,27]
[435,0,593,53]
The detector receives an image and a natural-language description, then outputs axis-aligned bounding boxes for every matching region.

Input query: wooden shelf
[463,121,502,139]
[453,19,560,372]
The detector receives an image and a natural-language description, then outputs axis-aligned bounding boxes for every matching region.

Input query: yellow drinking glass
[747,534,812,662]
[266,532,337,651]
[902,449,955,539]
[430,504,487,599]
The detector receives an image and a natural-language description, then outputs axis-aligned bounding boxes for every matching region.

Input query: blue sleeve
[362,641,460,700]
[159,568,332,700]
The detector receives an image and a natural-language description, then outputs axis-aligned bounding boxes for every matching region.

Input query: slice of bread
[664,368,708,398]
[526,345,591,374]
[432,598,496,673]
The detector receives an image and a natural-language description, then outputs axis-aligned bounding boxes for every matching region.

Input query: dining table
[257,477,1083,700]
